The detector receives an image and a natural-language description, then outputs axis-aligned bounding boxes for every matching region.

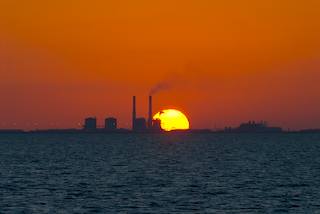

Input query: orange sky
[0,0,320,130]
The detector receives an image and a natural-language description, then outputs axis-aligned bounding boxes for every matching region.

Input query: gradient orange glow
[0,0,320,130]
[153,109,190,131]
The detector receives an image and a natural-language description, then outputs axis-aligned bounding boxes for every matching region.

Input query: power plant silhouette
[0,96,295,134]
[83,96,162,133]
[80,95,284,133]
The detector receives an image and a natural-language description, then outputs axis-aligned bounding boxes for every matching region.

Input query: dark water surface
[1,133,320,213]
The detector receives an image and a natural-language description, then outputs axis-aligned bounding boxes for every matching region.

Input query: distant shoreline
[0,129,320,134]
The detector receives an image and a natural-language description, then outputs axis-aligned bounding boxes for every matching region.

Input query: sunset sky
[1,0,320,130]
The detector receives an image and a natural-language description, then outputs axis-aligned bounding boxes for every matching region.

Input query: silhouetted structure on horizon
[224,121,282,133]
[9,94,317,133]
[148,96,153,129]
[79,96,162,133]
[132,96,137,131]
[132,96,148,132]
[134,118,147,131]
[84,117,97,131]
[151,119,162,132]
[131,95,163,132]
[105,117,117,130]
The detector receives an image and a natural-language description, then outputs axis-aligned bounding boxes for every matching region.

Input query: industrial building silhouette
[105,117,117,130]
[82,97,283,133]
[83,96,163,132]
[84,117,97,130]
[224,121,282,133]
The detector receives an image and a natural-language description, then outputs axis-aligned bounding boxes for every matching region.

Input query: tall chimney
[148,96,152,129]
[132,96,136,130]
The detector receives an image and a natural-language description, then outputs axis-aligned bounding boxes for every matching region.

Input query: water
[0,133,320,213]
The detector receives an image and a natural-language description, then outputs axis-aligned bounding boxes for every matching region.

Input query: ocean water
[0,133,320,213]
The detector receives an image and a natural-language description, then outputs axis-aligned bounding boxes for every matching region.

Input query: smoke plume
[149,82,172,95]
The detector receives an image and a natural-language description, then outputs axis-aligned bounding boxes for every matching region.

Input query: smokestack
[148,96,152,129]
[132,96,136,130]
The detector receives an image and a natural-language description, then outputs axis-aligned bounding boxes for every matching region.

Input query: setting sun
[153,109,190,131]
